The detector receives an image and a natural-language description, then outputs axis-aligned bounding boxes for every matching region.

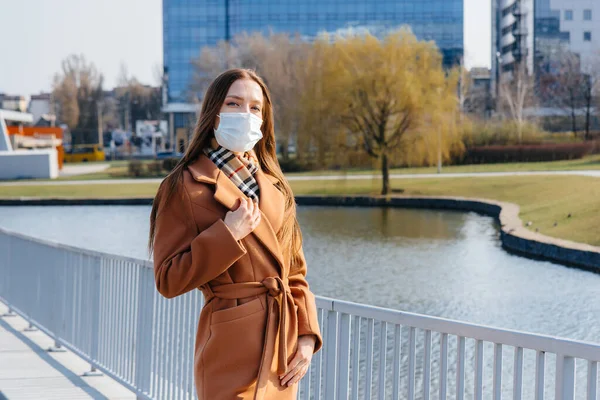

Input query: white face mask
[214,112,263,153]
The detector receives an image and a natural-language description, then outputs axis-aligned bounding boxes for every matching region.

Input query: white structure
[135,120,168,156]
[1,95,28,112]
[495,0,535,81]
[550,0,600,70]
[0,109,59,180]
[28,93,52,124]
[161,102,200,151]
[492,0,600,94]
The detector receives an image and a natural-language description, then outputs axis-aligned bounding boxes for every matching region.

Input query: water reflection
[302,206,466,240]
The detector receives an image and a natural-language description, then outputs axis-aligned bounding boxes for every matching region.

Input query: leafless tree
[499,63,536,143]
[52,54,104,136]
[540,52,587,136]
[581,54,600,140]
[191,32,308,160]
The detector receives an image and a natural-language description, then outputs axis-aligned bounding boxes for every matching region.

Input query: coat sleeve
[288,246,323,353]
[153,182,247,299]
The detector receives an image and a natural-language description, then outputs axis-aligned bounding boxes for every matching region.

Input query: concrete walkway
[0,169,599,187]
[0,303,135,400]
[59,164,110,178]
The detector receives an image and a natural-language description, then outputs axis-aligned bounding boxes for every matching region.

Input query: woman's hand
[280,335,316,387]
[224,198,261,241]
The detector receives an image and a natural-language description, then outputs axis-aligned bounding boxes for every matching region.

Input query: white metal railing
[0,226,599,400]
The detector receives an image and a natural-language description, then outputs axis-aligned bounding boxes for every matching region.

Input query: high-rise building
[162,0,465,141]
[493,0,535,82]
[492,0,600,94]
[536,0,599,72]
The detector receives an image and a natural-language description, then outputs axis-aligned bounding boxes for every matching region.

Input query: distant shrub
[162,158,180,172]
[147,161,164,176]
[462,120,546,147]
[278,158,315,173]
[462,143,594,164]
[128,160,144,177]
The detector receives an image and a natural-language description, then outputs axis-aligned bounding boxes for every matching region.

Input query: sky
[0,0,491,96]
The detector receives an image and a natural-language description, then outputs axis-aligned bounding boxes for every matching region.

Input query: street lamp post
[96,100,104,147]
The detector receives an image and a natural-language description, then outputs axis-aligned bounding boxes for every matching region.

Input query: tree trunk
[281,142,289,162]
[381,153,390,195]
[570,92,577,135]
[585,94,592,141]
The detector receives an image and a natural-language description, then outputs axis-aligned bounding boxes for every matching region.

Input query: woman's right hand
[223,198,261,241]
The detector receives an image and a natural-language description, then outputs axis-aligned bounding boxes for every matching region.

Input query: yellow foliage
[191,28,465,181]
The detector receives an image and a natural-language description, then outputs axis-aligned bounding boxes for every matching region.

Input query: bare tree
[191,32,309,160]
[540,52,586,136]
[52,54,104,142]
[499,63,535,143]
[52,73,79,129]
[581,55,600,140]
[190,40,242,99]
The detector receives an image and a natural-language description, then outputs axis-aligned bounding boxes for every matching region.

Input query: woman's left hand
[280,335,316,387]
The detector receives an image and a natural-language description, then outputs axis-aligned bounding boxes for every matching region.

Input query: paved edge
[0,195,598,272]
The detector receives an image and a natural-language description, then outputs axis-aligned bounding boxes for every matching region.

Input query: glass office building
[533,0,570,75]
[163,0,464,105]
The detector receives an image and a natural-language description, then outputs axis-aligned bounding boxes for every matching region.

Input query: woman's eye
[252,106,261,111]
[226,102,239,107]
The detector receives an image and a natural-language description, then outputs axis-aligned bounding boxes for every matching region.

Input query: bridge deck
[0,302,135,400]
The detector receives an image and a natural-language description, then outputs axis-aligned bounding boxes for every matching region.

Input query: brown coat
[153,154,323,399]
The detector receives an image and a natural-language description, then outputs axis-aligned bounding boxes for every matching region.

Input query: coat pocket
[211,297,264,325]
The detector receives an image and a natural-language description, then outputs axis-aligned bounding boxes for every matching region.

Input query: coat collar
[186,154,286,274]
[187,154,280,185]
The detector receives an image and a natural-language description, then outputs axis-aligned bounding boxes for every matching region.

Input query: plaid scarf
[204,140,260,202]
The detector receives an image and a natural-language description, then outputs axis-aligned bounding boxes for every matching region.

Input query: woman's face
[215,78,264,130]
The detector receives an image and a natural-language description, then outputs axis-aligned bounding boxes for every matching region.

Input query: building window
[564,10,573,21]
[584,31,592,41]
[584,9,592,21]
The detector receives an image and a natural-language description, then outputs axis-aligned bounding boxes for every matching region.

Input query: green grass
[287,154,600,176]
[1,175,598,246]
[57,160,162,181]
[0,183,160,199]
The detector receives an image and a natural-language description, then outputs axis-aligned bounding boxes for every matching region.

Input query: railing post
[1,233,16,317]
[48,248,67,353]
[556,354,575,400]
[336,313,350,400]
[134,265,154,397]
[83,257,103,376]
[324,309,338,400]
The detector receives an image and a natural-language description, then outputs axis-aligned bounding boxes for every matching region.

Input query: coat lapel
[189,155,287,274]
[255,169,285,233]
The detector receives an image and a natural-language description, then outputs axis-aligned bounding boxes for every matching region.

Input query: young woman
[149,69,322,399]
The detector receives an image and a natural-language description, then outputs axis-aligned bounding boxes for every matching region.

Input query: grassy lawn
[49,155,600,181]
[289,154,600,176]
[57,160,162,181]
[1,175,598,246]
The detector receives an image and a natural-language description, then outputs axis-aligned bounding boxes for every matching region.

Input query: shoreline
[0,195,598,272]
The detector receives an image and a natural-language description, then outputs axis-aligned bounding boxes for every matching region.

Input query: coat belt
[202,277,291,376]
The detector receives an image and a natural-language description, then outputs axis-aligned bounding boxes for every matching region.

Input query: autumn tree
[52,55,105,144]
[322,29,461,194]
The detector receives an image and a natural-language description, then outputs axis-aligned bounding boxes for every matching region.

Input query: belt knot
[261,276,286,297]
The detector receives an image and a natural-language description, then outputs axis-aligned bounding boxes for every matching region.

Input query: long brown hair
[148,68,303,266]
